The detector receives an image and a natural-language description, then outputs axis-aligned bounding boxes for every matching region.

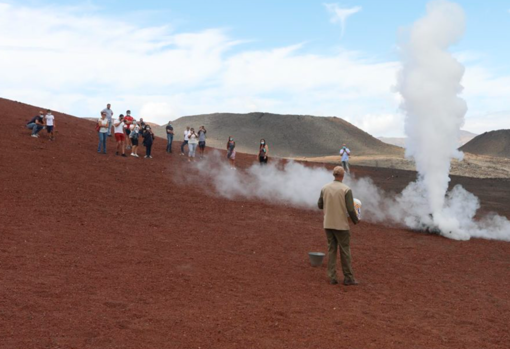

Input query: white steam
[188,1,510,242]
[398,0,468,238]
[191,153,510,241]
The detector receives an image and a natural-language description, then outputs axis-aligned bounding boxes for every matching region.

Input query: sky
[0,0,509,137]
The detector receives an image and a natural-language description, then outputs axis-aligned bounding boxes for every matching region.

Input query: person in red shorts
[124,110,134,150]
[113,114,127,157]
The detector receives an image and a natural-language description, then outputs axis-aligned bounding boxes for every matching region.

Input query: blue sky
[1,0,509,136]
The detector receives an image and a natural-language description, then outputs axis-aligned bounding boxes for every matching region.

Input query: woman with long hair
[226,136,236,169]
[259,139,269,165]
[187,127,199,162]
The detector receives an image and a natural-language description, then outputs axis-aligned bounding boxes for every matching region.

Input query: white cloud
[0,2,508,137]
[465,111,510,134]
[324,3,362,37]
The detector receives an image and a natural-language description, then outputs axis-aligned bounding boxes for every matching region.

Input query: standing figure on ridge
[101,103,114,137]
[227,136,236,170]
[198,126,207,158]
[44,110,56,141]
[166,121,174,153]
[339,143,350,173]
[181,126,191,155]
[259,139,269,165]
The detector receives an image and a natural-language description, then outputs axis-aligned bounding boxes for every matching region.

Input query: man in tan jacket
[318,166,359,286]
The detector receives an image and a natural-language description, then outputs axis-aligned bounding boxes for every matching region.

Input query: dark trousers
[259,156,268,164]
[325,229,354,282]
[146,144,152,157]
[181,140,188,153]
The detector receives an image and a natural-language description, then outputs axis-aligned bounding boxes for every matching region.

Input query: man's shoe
[31,134,38,138]
[330,279,339,285]
[343,279,359,286]
[121,154,127,157]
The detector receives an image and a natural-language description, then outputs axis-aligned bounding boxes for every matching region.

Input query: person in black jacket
[142,125,155,159]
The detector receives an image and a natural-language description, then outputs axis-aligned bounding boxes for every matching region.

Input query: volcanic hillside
[460,129,510,158]
[155,112,402,158]
[2,97,510,349]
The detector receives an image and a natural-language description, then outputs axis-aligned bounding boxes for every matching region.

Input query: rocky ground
[2,98,510,349]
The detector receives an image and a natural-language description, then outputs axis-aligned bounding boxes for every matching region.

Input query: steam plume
[189,1,510,242]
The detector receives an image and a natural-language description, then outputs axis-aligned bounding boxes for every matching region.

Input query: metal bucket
[308,252,325,267]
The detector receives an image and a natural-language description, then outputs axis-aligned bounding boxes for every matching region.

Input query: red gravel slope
[1,98,509,349]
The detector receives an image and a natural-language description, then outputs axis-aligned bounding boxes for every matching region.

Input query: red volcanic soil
[1,98,510,349]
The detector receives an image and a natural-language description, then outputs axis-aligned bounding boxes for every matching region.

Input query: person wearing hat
[318,166,359,286]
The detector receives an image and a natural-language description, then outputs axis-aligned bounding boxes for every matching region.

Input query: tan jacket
[318,180,358,230]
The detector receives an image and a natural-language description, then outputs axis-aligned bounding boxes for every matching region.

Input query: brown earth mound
[1,97,510,349]
[154,112,403,158]
[461,129,510,158]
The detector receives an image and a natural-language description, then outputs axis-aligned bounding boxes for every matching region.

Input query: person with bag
[97,112,109,153]
[142,125,155,158]
[130,122,140,157]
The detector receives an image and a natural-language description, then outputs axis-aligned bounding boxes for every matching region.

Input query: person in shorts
[130,122,140,157]
[113,115,127,157]
[198,126,207,158]
[44,110,55,141]
[124,110,134,150]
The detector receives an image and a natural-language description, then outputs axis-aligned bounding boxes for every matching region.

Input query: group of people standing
[97,104,154,158]
[26,110,56,141]
[179,126,207,162]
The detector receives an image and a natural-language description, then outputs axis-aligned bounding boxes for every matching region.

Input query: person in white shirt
[339,144,351,173]
[130,122,140,157]
[44,110,56,141]
[113,114,127,157]
[187,128,199,162]
[180,126,191,155]
[101,103,114,137]
[97,112,109,153]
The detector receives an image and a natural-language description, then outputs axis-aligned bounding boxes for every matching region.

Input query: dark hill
[460,129,510,158]
[154,112,402,158]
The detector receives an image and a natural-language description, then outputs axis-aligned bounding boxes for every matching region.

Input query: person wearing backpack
[97,112,109,153]
[130,122,140,157]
